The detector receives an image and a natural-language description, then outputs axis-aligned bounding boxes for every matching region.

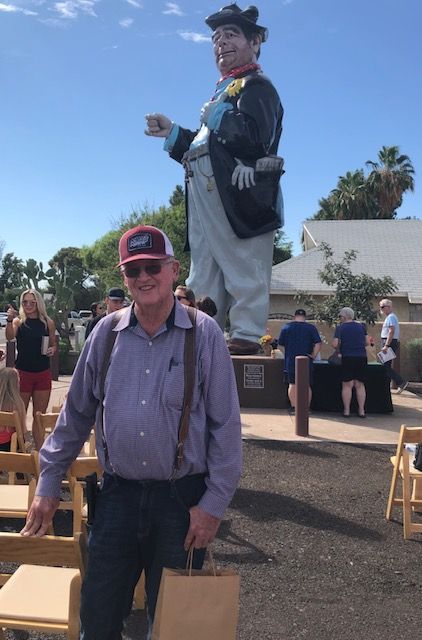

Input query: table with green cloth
[311,361,393,413]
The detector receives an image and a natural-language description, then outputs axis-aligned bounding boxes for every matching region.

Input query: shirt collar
[113,299,193,333]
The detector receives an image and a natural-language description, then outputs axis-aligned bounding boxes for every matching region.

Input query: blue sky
[1,0,421,268]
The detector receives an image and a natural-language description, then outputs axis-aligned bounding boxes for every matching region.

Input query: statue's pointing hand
[231,159,256,191]
[145,113,173,138]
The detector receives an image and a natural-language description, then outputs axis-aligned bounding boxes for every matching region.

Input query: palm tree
[366,145,415,218]
[330,170,374,219]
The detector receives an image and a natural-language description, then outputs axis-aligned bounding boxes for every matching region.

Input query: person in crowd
[6,303,18,318]
[84,288,125,339]
[196,296,218,318]
[22,224,242,640]
[0,367,28,452]
[91,301,104,319]
[174,285,196,308]
[278,309,321,413]
[145,3,284,356]
[379,298,408,393]
[332,307,370,418]
[5,289,56,450]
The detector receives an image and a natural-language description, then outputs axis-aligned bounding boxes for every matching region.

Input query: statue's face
[212,24,259,74]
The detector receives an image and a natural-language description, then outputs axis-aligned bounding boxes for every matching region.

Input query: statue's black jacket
[169,72,284,239]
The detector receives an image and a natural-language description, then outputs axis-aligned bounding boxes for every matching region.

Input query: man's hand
[145,113,172,138]
[21,496,60,537]
[184,505,221,550]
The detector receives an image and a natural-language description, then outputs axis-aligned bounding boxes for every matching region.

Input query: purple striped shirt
[37,302,242,518]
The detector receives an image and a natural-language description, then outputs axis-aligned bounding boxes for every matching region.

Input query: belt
[182,143,210,163]
[104,472,206,488]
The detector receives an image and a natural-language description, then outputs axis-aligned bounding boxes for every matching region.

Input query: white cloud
[178,30,210,44]
[119,16,133,28]
[0,2,37,15]
[163,2,183,17]
[126,0,142,7]
[53,0,98,19]
[282,0,295,5]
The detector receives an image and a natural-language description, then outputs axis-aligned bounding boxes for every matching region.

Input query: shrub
[406,338,422,381]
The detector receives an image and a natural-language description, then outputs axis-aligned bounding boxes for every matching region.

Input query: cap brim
[116,254,170,268]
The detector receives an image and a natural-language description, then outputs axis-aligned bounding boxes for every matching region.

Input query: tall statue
[145,3,284,355]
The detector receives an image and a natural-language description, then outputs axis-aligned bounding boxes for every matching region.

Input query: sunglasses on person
[176,295,188,301]
[122,260,173,278]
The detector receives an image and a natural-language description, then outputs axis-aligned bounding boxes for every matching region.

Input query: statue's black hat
[205,4,268,42]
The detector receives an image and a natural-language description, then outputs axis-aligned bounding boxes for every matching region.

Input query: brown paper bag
[152,554,240,640]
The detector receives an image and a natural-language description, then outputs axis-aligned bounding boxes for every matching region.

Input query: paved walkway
[44,375,422,445]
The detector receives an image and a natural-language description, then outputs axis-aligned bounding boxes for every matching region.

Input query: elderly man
[22,225,242,640]
[145,3,284,356]
[379,298,408,393]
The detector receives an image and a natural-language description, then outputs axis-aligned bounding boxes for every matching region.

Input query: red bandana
[217,63,261,84]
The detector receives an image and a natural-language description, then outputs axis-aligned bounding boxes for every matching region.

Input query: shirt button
[145,369,150,374]
[140,431,145,437]
[148,341,152,347]
[142,461,147,466]
[141,400,146,405]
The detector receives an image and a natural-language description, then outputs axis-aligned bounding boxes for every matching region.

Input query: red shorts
[18,369,52,393]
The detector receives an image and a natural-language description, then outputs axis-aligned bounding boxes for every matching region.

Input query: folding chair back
[0,531,86,640]
[0,411,25,454]
[34,411,60,444]
[35,411,96,455]
[68,456,103,479]
[0,451,39,519]
[386,424,422,539]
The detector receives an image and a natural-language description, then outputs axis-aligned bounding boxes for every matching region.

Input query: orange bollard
[295,356,309,437]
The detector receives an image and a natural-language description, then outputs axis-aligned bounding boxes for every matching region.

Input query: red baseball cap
[117,225,174,267]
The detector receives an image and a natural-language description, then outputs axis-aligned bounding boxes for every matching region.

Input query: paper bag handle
[186,545,217,577]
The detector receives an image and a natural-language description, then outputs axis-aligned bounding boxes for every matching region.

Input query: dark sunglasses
[123,260,172,278]
[176,295,188,301]
[380,305,388,309]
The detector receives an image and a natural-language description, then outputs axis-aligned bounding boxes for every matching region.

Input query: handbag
[328,350,342,366]
[414,444,422,472]
[152,548,240,640]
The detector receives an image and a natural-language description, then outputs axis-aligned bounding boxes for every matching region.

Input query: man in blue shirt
[278,309,321,412]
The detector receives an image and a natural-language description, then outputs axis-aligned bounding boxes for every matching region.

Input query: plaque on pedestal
[231,355,288,409]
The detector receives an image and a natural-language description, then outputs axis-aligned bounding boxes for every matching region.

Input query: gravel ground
[1,441,421,640]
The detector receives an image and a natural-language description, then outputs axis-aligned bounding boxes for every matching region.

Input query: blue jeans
[80,473,207,640]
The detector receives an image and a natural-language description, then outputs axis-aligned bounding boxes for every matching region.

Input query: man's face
[106,297,125,313]
[212,24,259,75]
[379,303,391,316]
[123,259,180,310]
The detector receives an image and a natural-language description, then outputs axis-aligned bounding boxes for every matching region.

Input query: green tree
[0,252,24,293]
[330,170,375,220]
[81,187,190,292]
[296,242,397,325]
[366,145,415,218]
[310,145,414,221]
[273,230,292,265]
